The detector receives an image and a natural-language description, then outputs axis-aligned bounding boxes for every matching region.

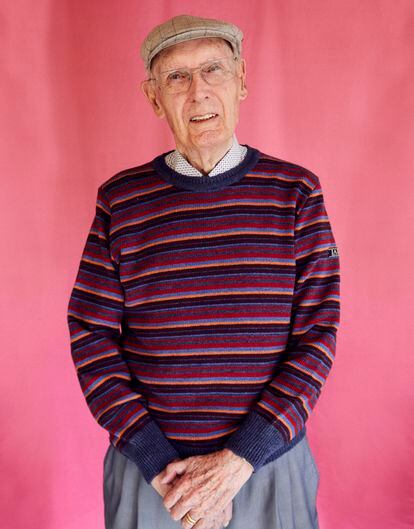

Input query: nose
[187,69,210,101]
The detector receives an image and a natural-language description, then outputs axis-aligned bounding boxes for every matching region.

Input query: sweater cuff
[223,411,285,472]
[119,419,181,484]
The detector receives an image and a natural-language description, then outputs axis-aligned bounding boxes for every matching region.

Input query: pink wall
[1,1,413,528]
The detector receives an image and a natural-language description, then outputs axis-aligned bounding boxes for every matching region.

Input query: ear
[140,79,165,119]
[238,58,248,101]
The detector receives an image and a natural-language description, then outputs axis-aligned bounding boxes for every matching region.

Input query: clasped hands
[151,448,254,529]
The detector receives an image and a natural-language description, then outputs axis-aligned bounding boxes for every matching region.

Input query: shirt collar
[164,135,247,177]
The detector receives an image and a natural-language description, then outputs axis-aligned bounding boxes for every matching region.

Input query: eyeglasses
[149,56,239,94]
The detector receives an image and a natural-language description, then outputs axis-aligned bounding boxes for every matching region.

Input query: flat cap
[140,14,243,70]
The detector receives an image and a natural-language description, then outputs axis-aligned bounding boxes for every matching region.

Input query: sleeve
[67,184,180,484]
[224,175,340,471]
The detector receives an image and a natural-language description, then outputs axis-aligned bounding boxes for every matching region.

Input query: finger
[209,510,226,529]
[191,504,228,529]
[181,511,204,529]
[191,497,232,529]
[161,460,188,484]
[163,476,191,519]
[160,461,186,484]
[170,491,203,522]
[177,484,227,523]
[213,517,222,529]
[161,469,181,485]
[224,501,233,526]
[192,515,212,529]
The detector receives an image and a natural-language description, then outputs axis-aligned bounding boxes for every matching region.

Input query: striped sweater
[67,145,340,484]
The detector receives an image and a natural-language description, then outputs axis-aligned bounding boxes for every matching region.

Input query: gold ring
[184,512,197,526]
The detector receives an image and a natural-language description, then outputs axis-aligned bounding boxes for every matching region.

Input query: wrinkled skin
[152,470,233,529]
[141,37,248,175]
[151,449,253,528]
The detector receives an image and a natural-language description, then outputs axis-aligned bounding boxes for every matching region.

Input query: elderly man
[67,14,340,529]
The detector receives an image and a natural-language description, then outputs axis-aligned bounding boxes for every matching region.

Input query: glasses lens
[202,58,235,85]
[162,69,191,93]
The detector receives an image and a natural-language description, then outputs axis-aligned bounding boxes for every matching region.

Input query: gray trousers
[103,434,320,529]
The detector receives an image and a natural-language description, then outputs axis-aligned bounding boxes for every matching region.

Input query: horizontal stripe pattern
[67,146,340,478]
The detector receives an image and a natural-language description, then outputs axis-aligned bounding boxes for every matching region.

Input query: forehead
[151,37,233,72]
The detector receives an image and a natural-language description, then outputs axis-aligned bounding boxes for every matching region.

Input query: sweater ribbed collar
[152,145,260,192]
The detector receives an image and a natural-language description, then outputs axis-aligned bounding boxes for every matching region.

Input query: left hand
[151,470,178,498]
[159,449,254,527]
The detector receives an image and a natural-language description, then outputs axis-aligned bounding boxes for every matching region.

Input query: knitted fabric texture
[67,145,340,484]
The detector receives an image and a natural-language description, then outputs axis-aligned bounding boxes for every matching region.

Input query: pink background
[1,1,413,528]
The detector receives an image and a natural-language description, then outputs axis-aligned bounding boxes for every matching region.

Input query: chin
[191,129,231,149]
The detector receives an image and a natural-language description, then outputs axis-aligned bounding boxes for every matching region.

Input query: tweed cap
[140,14,243,70]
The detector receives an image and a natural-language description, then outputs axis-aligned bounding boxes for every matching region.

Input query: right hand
[194,500,233,529]
[179,500,233,529]
[151,473,233,528]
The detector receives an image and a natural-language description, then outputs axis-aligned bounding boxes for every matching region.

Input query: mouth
[189,113,219,123]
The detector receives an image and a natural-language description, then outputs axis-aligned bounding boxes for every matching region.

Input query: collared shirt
[164,135,247,176]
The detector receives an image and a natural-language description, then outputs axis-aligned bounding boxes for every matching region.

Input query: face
[141,38,248,156]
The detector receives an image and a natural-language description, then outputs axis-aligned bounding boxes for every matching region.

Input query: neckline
[165,135,247,177]
[152,145,260,192]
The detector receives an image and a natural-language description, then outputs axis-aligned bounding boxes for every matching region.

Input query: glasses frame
[147,56,240,94]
